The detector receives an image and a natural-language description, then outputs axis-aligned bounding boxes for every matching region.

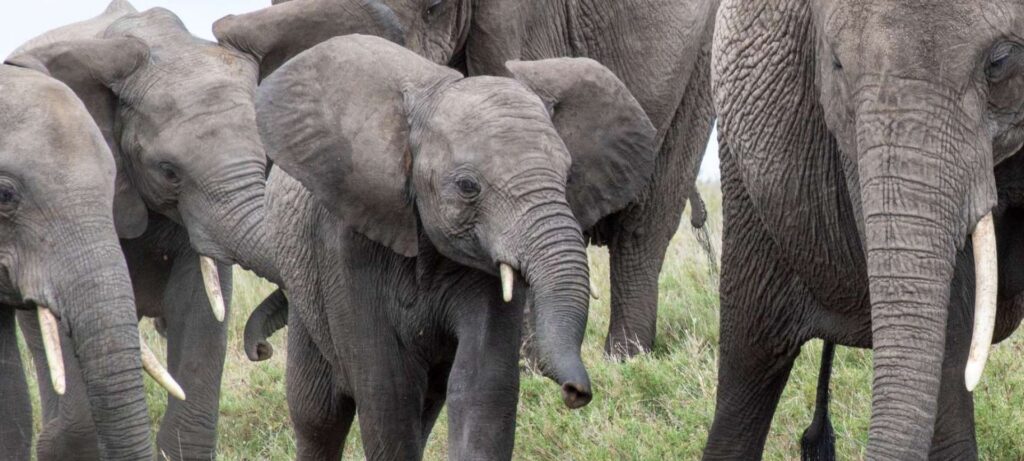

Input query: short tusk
[139,335,186,401]
[38,307,65,396]
[590,279,600,300]
[965,212,998,392]
[500,263,514,303]
[199,256,226,322]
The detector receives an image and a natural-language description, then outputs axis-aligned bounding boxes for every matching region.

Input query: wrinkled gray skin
[709,0,1024,459]
[216,0,719,358]
[0,65,151,460]
[4,1,309,458]
[255,35,656,460]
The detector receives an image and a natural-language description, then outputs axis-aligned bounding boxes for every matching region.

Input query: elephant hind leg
[288,318,354,461]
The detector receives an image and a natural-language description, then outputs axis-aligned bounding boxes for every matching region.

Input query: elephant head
[5,2,394,311]
[257,35,655,407]
[0,64,172,460]
[715,0,1024,456]
[214,0,521,79]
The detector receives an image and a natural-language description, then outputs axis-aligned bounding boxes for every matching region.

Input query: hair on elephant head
[258,34,656,406]
[0,64,158,460]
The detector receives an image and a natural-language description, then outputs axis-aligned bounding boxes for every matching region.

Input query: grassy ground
[19,182,1024,460]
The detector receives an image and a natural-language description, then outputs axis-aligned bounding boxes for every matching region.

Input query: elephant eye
[987,43,1018,81]
[158,162,180,184]
[0,181,20,215]
[455,177,480,199]
[423,0,443,20]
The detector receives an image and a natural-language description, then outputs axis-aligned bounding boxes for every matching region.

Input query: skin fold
[710,0,1024,459]
[249,35,657,460]
[0,65,151,461]
[216,0,720,358]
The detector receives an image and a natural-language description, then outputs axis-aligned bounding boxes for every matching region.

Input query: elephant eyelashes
[455,177,481,199]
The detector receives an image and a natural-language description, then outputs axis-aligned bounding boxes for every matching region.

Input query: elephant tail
[800,341,837,461]
[244,288,289,361]
[688,189,718,273]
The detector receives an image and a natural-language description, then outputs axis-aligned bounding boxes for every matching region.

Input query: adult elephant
[216,0,719,357]
[0,64,179,460]
[708,0,1024,459]
[253,34,656,459]
[3,1,391,458]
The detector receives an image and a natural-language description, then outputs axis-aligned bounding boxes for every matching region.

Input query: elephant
[215,0,720,358]
[708,0,1024,459]
[0,0,393,457]
[0,63,179,460]
[251,34,657,459]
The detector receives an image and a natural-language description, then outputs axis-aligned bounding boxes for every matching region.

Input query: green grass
[19,182,1024,460]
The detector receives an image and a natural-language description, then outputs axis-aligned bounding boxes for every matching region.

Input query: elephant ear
[6,38,151,239]
[214,0,405,82]
[256,35,460,256]
[507,58,657,230]
[464,0,523,76]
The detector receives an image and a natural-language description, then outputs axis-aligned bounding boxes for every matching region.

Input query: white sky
[1,0,720,181]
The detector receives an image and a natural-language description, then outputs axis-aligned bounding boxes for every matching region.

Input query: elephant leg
[704,151,810,460]
[288,317,354,461]
[446,301,523,461]
[0,308,31,461]
[419,363,451,450]
[30,317,100,461]
[156,250,232,460]
[354,355,427,461]
[605,48,715,357]
[928,257,977,461]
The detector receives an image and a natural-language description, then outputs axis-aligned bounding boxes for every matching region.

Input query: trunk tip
[561,381,592,409]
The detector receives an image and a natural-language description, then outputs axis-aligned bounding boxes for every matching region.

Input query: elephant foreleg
[704,148,811,460]
[287,315,354,461]
[605,48,715,358]
[446,297,523,461]
[156,250,232,460]
[0,308,31,461]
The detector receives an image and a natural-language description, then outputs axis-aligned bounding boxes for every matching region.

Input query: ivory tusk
[199,256,226,322]
[965,212,998,392]
[590,279,600,300]
[38,307,65,395]
[500,263,514,303]
[139,336,186,401]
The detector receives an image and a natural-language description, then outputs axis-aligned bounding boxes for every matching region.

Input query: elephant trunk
[50,230,152,459]
[516,201,593,409]
[857,89,995,459]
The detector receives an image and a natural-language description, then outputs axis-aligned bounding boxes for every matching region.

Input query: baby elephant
[258,34,656,460]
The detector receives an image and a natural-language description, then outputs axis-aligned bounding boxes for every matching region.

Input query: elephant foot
[603,331,652,360]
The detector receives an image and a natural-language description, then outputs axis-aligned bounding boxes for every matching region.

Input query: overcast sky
[2,0,720,181]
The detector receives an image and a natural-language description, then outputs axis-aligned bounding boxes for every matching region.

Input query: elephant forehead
[429,77,562,148]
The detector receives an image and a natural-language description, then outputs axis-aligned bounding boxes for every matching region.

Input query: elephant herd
[0,0,1021,459]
